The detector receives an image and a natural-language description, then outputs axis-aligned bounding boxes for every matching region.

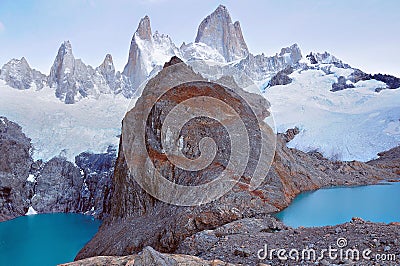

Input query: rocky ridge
[62,246,236,266]
[303,52,400,92]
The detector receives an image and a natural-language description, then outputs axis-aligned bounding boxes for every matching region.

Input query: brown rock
[76,59,397,261]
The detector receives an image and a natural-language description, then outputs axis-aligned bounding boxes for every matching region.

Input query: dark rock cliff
[0,117,32,221]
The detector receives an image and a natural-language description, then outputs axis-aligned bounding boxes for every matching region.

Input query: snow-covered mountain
[48,41,135,104]
[0,57,46,90]
[0,4,399,163]
[122,15,180,92]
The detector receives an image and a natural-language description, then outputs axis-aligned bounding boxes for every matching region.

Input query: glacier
[264,68,400,161]
[0,80,131,161]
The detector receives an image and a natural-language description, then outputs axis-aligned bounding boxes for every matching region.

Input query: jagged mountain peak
[195,5,248,62]
[48,41,125,103]
[97,54,115,80]
[0,56,46,90]
[214,4,230,18]
[5,57,30,68]
[19,57,29,65]
[135,15,152,41]
[58,40,73,56]
[280,43,301,56]
[99,54,114,69]
[122,15,180,89]
[49,41,76,81]
[306,51,348,67]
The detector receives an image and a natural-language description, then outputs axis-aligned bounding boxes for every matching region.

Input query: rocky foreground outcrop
[63,246,235,266]
[67,217,400,266]
[76,58,398,262]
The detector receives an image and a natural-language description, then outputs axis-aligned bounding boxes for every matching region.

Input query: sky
[0,0,399,76]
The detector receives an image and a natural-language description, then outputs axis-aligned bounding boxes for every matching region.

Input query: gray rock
[178,219,400,265]
[134,246,178,266]
[331,76,355,92]
[266,66,294,88]
[32,157,82,213]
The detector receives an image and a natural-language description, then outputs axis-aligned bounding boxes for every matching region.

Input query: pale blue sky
[0,0,399,76]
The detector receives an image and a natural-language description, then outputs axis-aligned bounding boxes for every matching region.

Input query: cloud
[0,21,5,33]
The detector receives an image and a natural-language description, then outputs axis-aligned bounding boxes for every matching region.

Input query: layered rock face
[76,59,396,260]
[0,57,46,90]
[0,117,32,221]
[28,149,116,217]
[195,5,249,62]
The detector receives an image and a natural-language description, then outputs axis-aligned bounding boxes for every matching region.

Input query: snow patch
[27,174,36,182]
[25,206,38,215]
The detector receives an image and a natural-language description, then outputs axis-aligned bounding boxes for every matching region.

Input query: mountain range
[0,4,367,104]
[0,4,399,163]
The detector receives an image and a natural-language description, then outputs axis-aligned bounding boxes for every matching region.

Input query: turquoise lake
[276,182,400,228]
[0,183,399,265]
[0,213,101,266]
